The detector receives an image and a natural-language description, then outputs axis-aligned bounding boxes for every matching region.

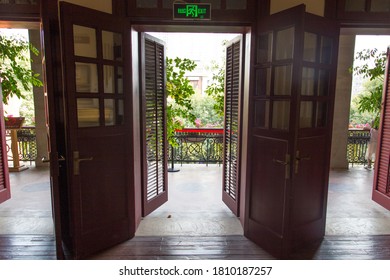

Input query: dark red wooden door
[223,36,242,216]
[0,84,11,204]
[244,5,339,258]
[373,47,390,210]
[59,2,133,259]
[140,33,168,216]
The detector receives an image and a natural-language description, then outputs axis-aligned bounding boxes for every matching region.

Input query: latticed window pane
[226,0,246,10]
[137,0,157,8]
[73,25,97,58]
[345,0,366,11]
[371,0,390,12]
[272,101,290,130]
[275,27,294,60]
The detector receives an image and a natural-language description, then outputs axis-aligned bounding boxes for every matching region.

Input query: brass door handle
[273,154,290,179]
[273,159,288,165]
[73,151,93,175]
[42,155,66,163]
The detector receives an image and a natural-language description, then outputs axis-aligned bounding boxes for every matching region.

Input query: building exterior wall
[271,0,325,16]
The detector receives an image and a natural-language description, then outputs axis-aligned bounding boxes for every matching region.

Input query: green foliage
[205,61,225,118]
[350,79,383,127]
[177,92,223,128]
[350,48,386,129]
[166,57,197,146]
[352,48,386,82]
[19,90,35,126]
[0,33,43,105]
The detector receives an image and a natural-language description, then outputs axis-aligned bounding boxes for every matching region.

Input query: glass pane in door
[318,70,330,96]
[275,27,294,60]
[117,67,123,94]
[73,25,97,58]
[137,0,157,8]
[77,98,100,127]
[117,100,124,125]
[300,101,313,128]
[274,65,292,96]
[104,99,115,126]
[371,0,390,11]
[226,0,246,9]
[75,63,98,93]
[301,67,315,96]
[303,32,317,62]
[102,31,122,61]
[256,68,271,96]
[254,100,270,128]
[320,36,333,64]
[257,32,273,63]
[104,65,115,93]
[316,102,328,127]
[272,101,290,130]
[345,0,366,11]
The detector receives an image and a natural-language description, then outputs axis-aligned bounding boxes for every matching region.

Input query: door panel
[60,3,132,259]
[141,33,168,216]
[223,36,242,215]
[247,136,289,257]
[0,93,10,204]
[244,5,339,258]
[291,136,328,247]
[373,47,390,210]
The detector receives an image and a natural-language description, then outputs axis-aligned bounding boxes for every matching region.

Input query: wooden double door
[245,5,339,258]
[47,3,339,259]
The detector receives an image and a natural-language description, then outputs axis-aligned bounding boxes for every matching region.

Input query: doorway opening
[136,32,243,236]
[326,31,390,236]
[0,26,53,235]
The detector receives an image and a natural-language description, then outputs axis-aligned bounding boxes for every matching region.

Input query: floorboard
[1,234,390,260]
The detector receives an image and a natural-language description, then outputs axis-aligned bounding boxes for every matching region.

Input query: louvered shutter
[142,34,168,216]
[222,37,242,215]
[0,82,11,204]
[373,47,390,210]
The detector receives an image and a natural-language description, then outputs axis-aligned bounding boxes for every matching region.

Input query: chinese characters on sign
[173,3,211,20]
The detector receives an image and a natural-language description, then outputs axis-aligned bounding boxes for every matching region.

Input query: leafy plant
[166,57,197,146]
[350,48,386,129]
[205,60,225,118]
[0,33,43,105]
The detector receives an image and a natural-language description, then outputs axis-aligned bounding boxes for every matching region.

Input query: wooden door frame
[131,24,251,230]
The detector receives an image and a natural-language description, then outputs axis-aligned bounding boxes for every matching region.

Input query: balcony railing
[6,127,37,163]
[169,128,224,166]
[3,127,371,167]
[347,129,370,166]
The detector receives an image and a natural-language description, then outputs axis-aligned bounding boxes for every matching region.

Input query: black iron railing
[347,129,370,166]
[6,127,37,163]
[4,127,369,167]
[169,128,224,166]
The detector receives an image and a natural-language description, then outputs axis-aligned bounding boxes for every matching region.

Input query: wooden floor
[1,234,390,260]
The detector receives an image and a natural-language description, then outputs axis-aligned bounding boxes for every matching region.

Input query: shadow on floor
[1,164,390,237]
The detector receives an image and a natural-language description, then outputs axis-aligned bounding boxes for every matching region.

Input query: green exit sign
[173,3,211,20]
